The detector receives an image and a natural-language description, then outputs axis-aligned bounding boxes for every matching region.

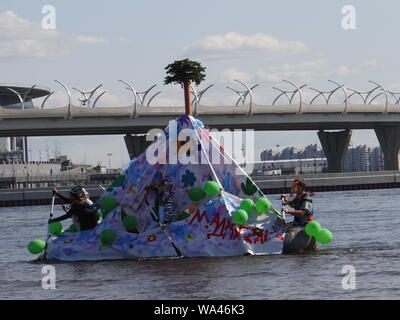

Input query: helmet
[69,185,89,197]
[292,178,306,187]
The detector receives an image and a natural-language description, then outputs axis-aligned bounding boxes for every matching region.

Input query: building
[0,84,51,162]
[251,158,327,176]
[345,145,383,172]
[259,143,383,174]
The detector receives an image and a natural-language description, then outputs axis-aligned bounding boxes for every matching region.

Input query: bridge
[1,79,400,173]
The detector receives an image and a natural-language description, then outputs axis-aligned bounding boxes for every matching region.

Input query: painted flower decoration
[148,235,157,242]
[184,234,195,241]
[181,170,196,188]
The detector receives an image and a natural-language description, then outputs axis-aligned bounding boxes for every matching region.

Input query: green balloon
[189,187,206,201]
[100,229,116,245]
[100,196,119,217]
[305,221,321,237]
[316,229,333,244]
[123,215,137,231]
[28,239,46,254]
[49,221,63,235]
[112,175,126,188]
[204,181,221,196]
[66,224,78,233]
[232,209,248,225]
[240,199,255,213]
[255,198,271,214]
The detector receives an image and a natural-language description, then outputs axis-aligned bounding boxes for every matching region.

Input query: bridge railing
[4,80,400,118]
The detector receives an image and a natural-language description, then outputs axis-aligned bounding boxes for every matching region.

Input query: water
[1,189,400,300]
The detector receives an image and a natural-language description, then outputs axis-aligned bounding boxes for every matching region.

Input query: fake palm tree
[164,59,206,115]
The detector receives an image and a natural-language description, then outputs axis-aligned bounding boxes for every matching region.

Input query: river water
[0,188,399,300]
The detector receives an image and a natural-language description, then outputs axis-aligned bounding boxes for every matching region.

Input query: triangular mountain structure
[45,115,285,261]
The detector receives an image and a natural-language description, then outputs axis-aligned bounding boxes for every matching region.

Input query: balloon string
[190,118,223,189]
[197,125,283,219]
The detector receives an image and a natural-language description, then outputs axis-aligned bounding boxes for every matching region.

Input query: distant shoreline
[1,171,400,207]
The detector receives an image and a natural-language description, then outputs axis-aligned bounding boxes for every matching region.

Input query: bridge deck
[1,104,400,136]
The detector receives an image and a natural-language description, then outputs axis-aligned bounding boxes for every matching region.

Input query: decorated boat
[27,115,330,261]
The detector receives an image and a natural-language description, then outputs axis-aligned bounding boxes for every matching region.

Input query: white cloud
[331,60,389,77]
[0,11,106,59]
[217,68,253,84]
[216,60,330,85]
[183,32,310,60]
[357,60,389,70]
[256,60,329,83]
[217,59,391,86]
[117,36,131,43]
[75,35,107,44]
[334,65,358,76]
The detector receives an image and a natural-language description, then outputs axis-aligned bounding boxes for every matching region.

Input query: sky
[0,0,398,167]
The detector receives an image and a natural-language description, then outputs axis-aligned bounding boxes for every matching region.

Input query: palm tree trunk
[183,81,191,115]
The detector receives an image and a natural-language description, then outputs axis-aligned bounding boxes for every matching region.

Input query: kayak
[283,226,317,254]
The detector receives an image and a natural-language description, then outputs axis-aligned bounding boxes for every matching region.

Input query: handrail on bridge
[5,79,400,117]
[54,80,71,119]
[272,80,306,115]
[309,80,348,114]
[190,84,214,116]
[226,79,257,116]
[118,80,161,118]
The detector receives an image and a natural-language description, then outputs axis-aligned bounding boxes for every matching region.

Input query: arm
[283,199,312,217]
[282,208,307,217]
[49,208,73,223]
[281,195,295,208]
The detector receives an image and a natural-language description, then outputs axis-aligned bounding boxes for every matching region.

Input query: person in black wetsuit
[48,186,98,231]
[281,178,313,227]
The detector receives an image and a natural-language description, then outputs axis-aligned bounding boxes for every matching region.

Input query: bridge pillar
[317,129,352,173]
[374,126,400,170]
[124,134,152,160]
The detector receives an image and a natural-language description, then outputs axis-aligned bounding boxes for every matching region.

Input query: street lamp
[11,159,15,188]
[24,165,29,188]
[107,153,112,172]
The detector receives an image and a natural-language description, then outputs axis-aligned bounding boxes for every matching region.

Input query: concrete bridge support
[374,126,400,170]
[124,134,152,160]
[317,129,352,173]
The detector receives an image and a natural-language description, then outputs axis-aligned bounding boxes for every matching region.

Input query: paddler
[48,186,98,231]
[149,177,177,229]
[281,178,313,227]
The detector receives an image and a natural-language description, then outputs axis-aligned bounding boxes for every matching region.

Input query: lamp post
[107,153,112,172]
[11,159,15,188]
[24,165,29,188]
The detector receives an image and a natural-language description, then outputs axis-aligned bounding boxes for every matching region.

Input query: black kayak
[283,226,317,254]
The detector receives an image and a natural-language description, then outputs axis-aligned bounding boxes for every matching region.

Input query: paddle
[43,194,56,260]
[144,199,183,257]
[280,195,287,221]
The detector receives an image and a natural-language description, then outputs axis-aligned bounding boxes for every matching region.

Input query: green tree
[164,59,206,115]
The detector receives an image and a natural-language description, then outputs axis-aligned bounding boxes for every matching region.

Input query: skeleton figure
[149,175,177,226]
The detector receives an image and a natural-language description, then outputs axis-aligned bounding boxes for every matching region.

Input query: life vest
[292,193,313,226]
